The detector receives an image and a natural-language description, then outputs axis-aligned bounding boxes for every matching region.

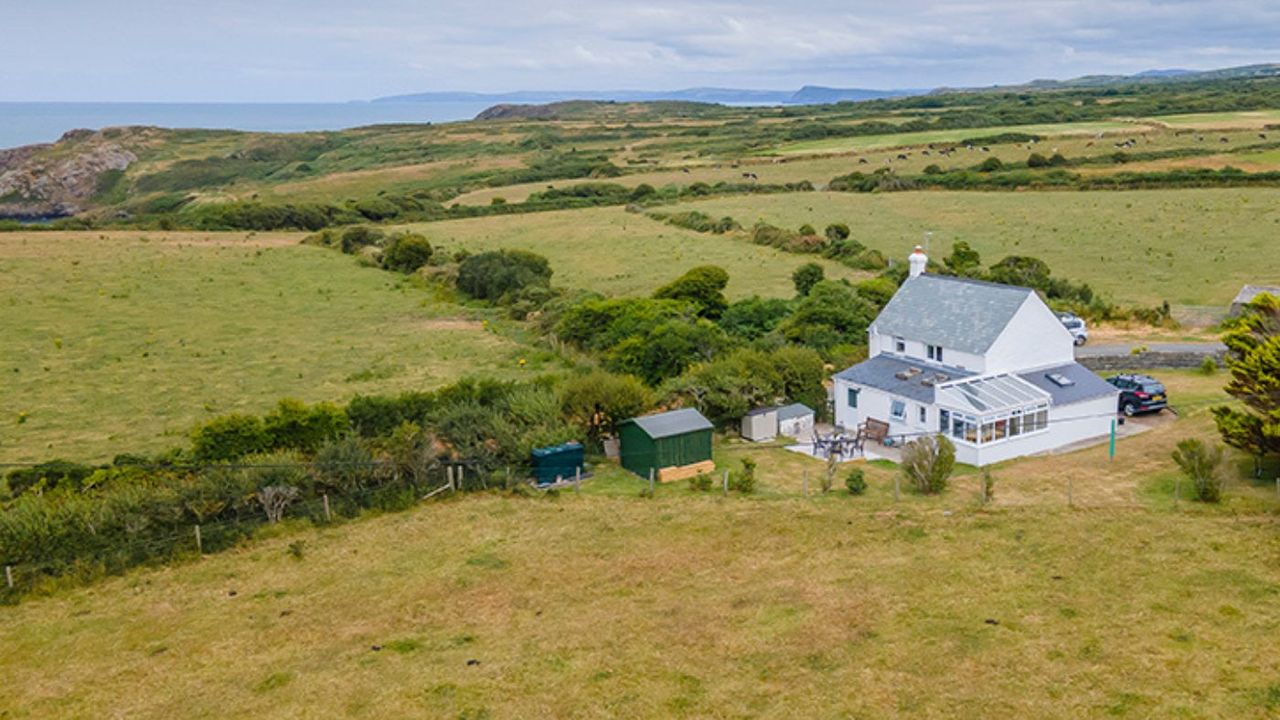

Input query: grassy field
[1148,109,1280,129]
[772,121,1149,155]
[0,232,548,463]
[671,188,1280,307]
[396,207,868,299]
[3,374,1278,718]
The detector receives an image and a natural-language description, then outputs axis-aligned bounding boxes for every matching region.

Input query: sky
[2,0,1278,102]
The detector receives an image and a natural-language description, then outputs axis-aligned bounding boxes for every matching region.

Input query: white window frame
[890,399,906,421]
[894,336,906,353]
[918,405,927,425]
[927,344,944,362]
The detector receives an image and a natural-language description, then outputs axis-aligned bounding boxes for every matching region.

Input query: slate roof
[624,408,713,439]
[833,354,975,404]
[1017,362,1118,406]
[776,403,813,421]
[744,406,778,418]
[870,274,1033,355]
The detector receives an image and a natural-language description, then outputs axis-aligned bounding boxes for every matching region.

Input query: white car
[1057,313,1089,346]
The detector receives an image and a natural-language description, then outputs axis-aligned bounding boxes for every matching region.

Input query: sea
[0,101,498,150]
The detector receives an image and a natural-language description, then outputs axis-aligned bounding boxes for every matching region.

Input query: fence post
[322,494,332,522]
[648,468,655,494]
[447,466,455,492]
[723,469,729,495]
[574,466,581,494]
[506,466,512,491]
[458,465,465,491]
[893,474,900,503]
[194,525,203,555]
[4,565,12,590]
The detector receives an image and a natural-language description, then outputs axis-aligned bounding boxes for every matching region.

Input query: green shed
[618,408,714,477]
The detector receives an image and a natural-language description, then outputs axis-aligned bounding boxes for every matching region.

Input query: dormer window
[927,344,944,362]
[894,336,906,353]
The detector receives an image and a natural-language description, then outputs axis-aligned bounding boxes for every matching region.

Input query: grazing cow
[682,168,691,173]
[980,146,989,152]
[1196,135,1205,142]
[1220,137,1229,143]
[1260,133,1268,140]
[897,153,908,160]
[1086,141,1094,147]
[858,157,869,164]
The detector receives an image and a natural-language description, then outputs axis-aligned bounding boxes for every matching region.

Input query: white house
[832,248,1118,466]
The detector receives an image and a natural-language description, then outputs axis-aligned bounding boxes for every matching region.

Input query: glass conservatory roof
[935,373,1050,415]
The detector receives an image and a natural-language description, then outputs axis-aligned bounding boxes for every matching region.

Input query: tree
[780,280,876,350]
[824,223,850,242]
[798,223,818,236]
[1171,438,1226,502]
[901,434,956,494]
[986,255,1052,290]
[456,249,552,301]
[977,157,1004,173]
[944,240,982,275]
[792,262,825,296]
[1027,152,1050,168]
[263,399,348,453]
[653,265,730,319]
[718,296,792,340]
[560,371,656,447]
[1212,292,1280,476]
[382,233,433,273]
[609,319,728,385]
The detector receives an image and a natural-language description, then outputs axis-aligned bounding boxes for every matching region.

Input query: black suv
[1106,374,1168,416]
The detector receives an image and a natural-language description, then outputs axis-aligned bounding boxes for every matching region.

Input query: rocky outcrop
[0,129,139,219]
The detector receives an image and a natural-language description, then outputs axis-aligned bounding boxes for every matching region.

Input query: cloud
[1,0,1277,100]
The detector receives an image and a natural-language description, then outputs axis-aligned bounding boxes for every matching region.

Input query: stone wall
[1078,349,1226,372]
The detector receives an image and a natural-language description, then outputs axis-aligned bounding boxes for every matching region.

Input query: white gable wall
[833,380,936,439]
[868,330,987,372]
[983,294,1075,374]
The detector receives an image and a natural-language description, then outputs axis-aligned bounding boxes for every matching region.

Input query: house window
[895,336,906,353]
[939,409,950,433]
[918,405,927,424]
[927,344,944,362]
[847,388,859,409]
[890,399,906,420]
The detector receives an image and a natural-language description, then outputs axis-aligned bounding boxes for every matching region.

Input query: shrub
[262,399,349,453]
[1171,438,1225,503]
[792,262,825,296]
[845,468,866,495]
[311,437,377,498]
[456,249,553,302]
[652,265,730,319]
[780,280,876,350]
[1027,153,1050,168]
[923,164,943,175]
[560,371,655,448]
[733,457,757,494]
[688,473,713,492]
[382,233,433,273]
[980,470,995,504]
[824,223,850,242]
[901,434,956,494]
[977,157,1004,173]
[340,226,384,254]
[191,414,271,462]
[798,223,817,236]
[4,460,96,497]
[1199,356,1219,375]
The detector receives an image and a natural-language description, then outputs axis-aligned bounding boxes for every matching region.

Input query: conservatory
[934,374,1052,461]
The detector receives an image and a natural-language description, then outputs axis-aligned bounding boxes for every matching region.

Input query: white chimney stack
[908,245,928,279]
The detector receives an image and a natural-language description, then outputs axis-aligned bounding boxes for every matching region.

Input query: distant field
[1149,110,1280,129]
[772,121,1150,155]
[0,233,543,463]
[397,207,868,298]
[672,188,1280,307]
[4,387,1279,718]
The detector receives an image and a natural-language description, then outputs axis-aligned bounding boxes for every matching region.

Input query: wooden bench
[856,419,891,448]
